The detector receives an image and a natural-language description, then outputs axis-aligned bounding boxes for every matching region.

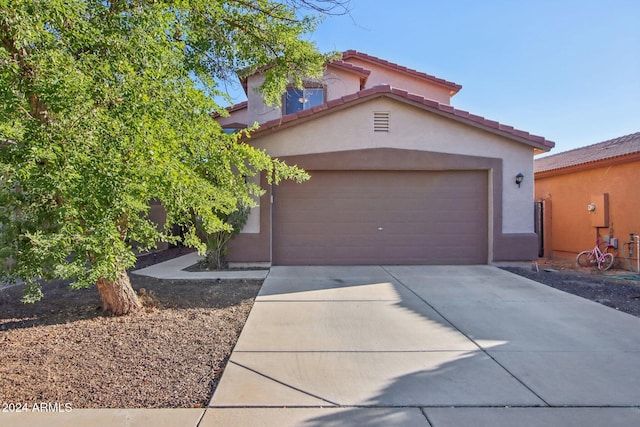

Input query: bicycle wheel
[598,253,615,271]
[576,250,595,267]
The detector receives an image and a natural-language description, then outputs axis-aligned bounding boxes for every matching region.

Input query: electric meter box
[590,193,609,228]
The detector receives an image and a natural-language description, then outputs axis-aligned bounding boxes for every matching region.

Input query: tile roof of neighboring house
[342,50,463,95]
[535,132,640,173]
[251,84,554,151]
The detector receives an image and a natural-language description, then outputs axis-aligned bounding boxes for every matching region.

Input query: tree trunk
[95,269,142,316]
[205,231,229,270]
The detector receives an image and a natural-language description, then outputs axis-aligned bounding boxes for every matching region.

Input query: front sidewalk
[0,408,205,427]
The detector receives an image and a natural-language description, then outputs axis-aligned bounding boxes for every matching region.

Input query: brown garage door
[273,170,488,265]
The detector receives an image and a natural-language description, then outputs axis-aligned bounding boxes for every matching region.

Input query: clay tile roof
[342,50,462,95]
[210,101,248,118]
[535,132,640,173]
[328,60,371,78]
[252,84,554,151]
[226,101,248,112]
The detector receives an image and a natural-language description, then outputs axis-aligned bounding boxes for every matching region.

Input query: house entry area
[272,170,488,265]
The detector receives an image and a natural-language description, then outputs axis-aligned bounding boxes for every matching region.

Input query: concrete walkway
[4,264,640,426]
[206,265,640,426]
[132,252,269,280]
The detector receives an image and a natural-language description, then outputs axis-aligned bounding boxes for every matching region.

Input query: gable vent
[373,111,390,132]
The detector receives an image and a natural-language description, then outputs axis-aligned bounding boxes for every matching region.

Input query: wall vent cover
[373,111,390,132]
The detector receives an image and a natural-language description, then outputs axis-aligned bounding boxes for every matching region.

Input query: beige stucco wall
[218,107,249,128]
[244,67,363,125]
[234,59,455,127]
[345,58,452,104]
[323,66,362,100]
[246,74,281,125]
[249,97,535,235]
[242,174,261,233]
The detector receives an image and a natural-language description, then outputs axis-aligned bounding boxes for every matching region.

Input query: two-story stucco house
[216,50,554,266]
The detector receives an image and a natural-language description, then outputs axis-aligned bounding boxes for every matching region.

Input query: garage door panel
[273,170,488,265]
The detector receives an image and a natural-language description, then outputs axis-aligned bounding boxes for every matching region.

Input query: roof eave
[341,50,463,96]
[247,85,555,151]
[535,151,640,178]
[390,93,554,151]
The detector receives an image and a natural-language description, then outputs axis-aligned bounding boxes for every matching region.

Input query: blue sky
[229,0,640,155]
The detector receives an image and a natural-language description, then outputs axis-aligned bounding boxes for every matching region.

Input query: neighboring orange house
[534,132,640,268]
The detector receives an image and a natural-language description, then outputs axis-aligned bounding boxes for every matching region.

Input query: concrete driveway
[203,265,640,426]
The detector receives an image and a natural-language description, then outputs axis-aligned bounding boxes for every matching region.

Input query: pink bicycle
[576,238,615,271]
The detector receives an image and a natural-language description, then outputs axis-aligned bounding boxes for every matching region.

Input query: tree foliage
[0,0,345,309]
[197,203,250,270]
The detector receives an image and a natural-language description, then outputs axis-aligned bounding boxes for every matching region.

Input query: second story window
[284,86,324,115]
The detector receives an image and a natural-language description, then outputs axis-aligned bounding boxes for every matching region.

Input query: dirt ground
[502,258,640,318]
[0,249,262,409]
[1,251,639,409]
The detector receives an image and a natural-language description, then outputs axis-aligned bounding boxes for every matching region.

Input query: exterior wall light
[515,173,524,187]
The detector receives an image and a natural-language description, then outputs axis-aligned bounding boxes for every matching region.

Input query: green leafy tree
[0,0,346,315]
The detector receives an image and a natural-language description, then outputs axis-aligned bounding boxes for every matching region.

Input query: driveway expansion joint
[380,265,552,407]
[226,360,339,406]
[209,265,640,417]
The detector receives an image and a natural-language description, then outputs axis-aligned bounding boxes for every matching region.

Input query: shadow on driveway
[209,265,640,426]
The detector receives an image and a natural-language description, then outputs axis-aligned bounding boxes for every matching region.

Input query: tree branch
[0,20,50,123]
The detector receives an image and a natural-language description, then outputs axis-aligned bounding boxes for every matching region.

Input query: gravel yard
[502,259,640,317]
[0,264,261,408]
